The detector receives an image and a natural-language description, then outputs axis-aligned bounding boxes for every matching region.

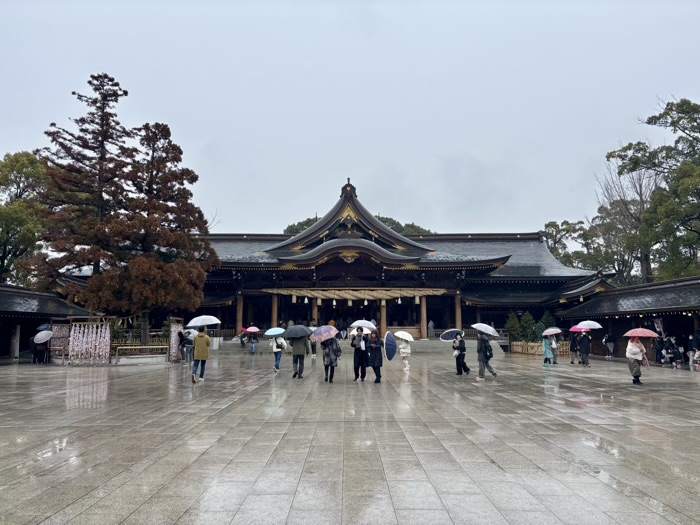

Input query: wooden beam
[236,295,244,335]
[420,296,428,340]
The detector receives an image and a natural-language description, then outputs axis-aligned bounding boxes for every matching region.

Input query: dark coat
[453,338,466,354]
[351,335,369,350]
[476,335,491,363]
[570,334,580,351]
[290,337,310,356]
[322,338,342,367]
[368,337,383,367]
[579,335,591,355]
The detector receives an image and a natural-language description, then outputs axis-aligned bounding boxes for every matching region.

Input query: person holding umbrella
[310,319,318,359]
[570,331,580,364]
[368,330,384,383]
[453,333,469,376]
[476,330,497,380]
[248,324,259,354]
[351,327,370,381]
[290,334,311,379]
[626,336,646,385]
[543,335,555,368]
[270,334,287,373]
[192,326,210,383]
[579,330,592,367]
[322,336,342,383]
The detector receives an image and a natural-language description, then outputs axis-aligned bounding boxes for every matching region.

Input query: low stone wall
[510,341,570,355]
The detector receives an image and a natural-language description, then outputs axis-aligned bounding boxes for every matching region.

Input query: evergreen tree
[504,312,521,341]
[519,312,535,342]
[34,73,132,296]
[540,311,556,329]
[87,122,218,342]
[0,152,47,284]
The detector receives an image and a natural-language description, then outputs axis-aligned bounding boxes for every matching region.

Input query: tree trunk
[640,252,653,283]
[140,311,150,345]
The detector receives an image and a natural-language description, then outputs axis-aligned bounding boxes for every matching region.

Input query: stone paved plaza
[1,344,700,525]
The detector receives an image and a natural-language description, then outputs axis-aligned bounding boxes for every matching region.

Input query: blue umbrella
[36,324,50,331]
[384,331,397,361]
[265,327,285,337]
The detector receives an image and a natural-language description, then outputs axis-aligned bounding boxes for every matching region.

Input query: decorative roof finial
[347,177,351,184]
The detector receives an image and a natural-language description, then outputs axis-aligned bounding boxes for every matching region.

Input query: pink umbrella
[623,328,659,338]
[246,326,260,333]
[569,326,590,333]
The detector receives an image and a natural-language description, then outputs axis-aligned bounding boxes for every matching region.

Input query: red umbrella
[569,326,590,333]
[623,328,659,338]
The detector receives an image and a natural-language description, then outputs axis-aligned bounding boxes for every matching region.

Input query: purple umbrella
[310,325,338,343]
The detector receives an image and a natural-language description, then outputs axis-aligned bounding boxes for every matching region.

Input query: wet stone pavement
[1,342,700,525]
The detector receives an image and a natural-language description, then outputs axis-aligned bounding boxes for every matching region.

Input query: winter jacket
[476,335,491,362]
[368,337,383,367]
[626,340,645,360]
[322,338,342,367]
[543,338,554,359]
[290,337,310,356]
[351,335,369,351]
[270,337,287,353]
[193,333,211,360]
[579,335,591,355]
[452,338,466,355]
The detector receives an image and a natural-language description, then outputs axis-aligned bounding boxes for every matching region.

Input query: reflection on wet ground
[0,343,699,524]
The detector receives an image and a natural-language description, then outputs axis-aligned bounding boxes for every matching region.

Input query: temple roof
[0,284,90,317]
[203,182,599,279]
[559,277,700,318]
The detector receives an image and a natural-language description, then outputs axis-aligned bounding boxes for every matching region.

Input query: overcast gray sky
[2,0,698,234]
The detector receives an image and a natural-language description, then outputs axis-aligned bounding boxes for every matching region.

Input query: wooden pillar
[694,314,700,331]
[271,294,278,329]
[420,296,428,339]
[236,294,244,334]
[12,324,20,359]
[312,301,318,324]
[476,307,482,323]
[455,295,462,330]
[380,300,387,336]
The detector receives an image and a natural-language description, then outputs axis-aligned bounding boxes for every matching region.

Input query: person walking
[626,336,646,385]
[351,327,369,381]
[322,336,342,383]
[399,337,411,371]
[453,333,469,375]
[290,336,310,379]
[551,334,559,365]
[603,333,615,360]
[579,331,591,367]
[543,335,554,368]
[476,331,497,380]
[192,326,210,384]
[247,324,258,354]
[239,329,247,349]
[310,319,318,360]
[428,320,435,339]
[270,335,287,373]
[569,332,580,364]
[368,330,384,383]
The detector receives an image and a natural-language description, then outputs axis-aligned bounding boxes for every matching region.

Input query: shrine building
[199,181,611,338]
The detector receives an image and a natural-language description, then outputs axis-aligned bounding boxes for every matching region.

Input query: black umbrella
[285,325,312,339]
[36,324,50,331]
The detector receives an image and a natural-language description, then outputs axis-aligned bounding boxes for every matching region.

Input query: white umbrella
[542,327,562,336]
[34,330,53,344]
[349,328,358,337]
[351,320,376,330]
[186,315,221,327]
[185,329,199,339]
[394,330,414,342]
[576,320,603,330]
[471,323,499,337]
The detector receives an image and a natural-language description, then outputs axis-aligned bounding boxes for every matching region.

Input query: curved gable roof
[265,181,431,255]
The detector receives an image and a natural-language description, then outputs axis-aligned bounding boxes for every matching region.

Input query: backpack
[482,339,493,360]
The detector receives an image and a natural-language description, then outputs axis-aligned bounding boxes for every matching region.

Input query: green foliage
[284,217,319,235]
[519,312,535,342]
[283,215,432,236]
[0,152,47,284]
[607,97,700,279]
[375,215,432,235]
[531,321,546,343]
[542,220,584,259]
[504,312,521,339]
[540,311,556,329]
